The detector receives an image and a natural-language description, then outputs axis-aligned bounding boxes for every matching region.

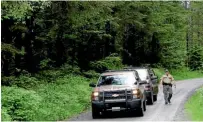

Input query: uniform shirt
[160,74,174,84]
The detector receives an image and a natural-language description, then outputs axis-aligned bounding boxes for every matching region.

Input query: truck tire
[153,94,157,101]
[137,105,144,117]
[147,92,154,105]
[143,100,146,111]
[143,100,147,111]
[92,106,100,119]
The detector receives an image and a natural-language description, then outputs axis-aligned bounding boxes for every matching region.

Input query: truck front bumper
[92,99,142,111]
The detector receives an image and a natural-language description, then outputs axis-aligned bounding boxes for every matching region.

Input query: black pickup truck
[89,70,147,118]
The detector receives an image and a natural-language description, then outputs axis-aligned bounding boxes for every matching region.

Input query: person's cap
[165,69,169,72]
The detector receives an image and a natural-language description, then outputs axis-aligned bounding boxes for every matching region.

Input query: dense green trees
[1,1,203,79]
[187,2,203,70]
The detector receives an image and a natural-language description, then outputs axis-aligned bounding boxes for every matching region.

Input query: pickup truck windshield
[98,73,136,86]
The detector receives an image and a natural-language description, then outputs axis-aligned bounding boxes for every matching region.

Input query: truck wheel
[92,106,100,119]
[137,106,144,117]
[143,100,146,111]
[135,100,144,117]
[153,94,157,101]
[147,92,154,105]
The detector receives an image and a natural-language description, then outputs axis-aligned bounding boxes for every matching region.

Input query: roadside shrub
[60,63,81,75]
[90,60,108,72]
[36,69,64,82]
[104,56,123,69]
[188,46,203,71]
[2,74,40,89]
[90,55,123,72]
[13,74,39,89]
[1,86,42,121]
[1,76,17,86]
[39,58,53,70]
[33,75,92,120]
[1,108,12,121]
[83,70,100,78]
[35,64,81,82]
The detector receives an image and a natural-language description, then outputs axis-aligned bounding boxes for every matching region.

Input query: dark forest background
[2,1,203,78]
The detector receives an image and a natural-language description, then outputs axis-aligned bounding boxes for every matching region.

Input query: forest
[1,1,203,121]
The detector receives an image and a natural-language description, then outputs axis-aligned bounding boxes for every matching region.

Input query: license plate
[112,107,120,111]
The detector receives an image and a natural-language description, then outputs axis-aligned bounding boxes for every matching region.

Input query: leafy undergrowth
[185,87,203,121]
[1,86,42,121]
[1,75,94,121]
[153,68,203,81]
[33,74,93,121]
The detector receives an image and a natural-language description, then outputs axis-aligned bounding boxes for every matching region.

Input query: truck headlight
[132,89,141,98]
[132,89,138,95]
[93,92,99,97]
[91,92,99,101]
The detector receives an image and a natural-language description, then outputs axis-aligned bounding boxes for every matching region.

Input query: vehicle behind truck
[89,70,146,119]
[124,67,159,105]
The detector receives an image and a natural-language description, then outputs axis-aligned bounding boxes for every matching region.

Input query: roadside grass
[153,68,203,81]
[185,87,203,121]
[1,74,95,121]
[32,74,94,121]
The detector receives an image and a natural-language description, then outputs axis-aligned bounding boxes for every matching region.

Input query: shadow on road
[96,111,143,119]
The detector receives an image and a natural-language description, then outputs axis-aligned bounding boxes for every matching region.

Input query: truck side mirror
[139,80,147,85]
[89,82,96,87]
[151,76,158,80]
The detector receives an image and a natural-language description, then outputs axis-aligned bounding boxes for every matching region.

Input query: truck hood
[94,85,138,92]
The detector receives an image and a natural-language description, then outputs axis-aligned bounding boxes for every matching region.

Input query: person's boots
[168,94,172,103]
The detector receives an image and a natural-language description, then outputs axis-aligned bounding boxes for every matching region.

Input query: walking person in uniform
[159,69,176,104]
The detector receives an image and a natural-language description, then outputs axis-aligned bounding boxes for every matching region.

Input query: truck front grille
[99,90,132,101]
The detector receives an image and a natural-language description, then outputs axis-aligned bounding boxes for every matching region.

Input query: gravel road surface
[69,78,203,121]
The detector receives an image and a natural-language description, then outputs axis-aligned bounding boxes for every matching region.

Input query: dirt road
[69,78,203,121]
